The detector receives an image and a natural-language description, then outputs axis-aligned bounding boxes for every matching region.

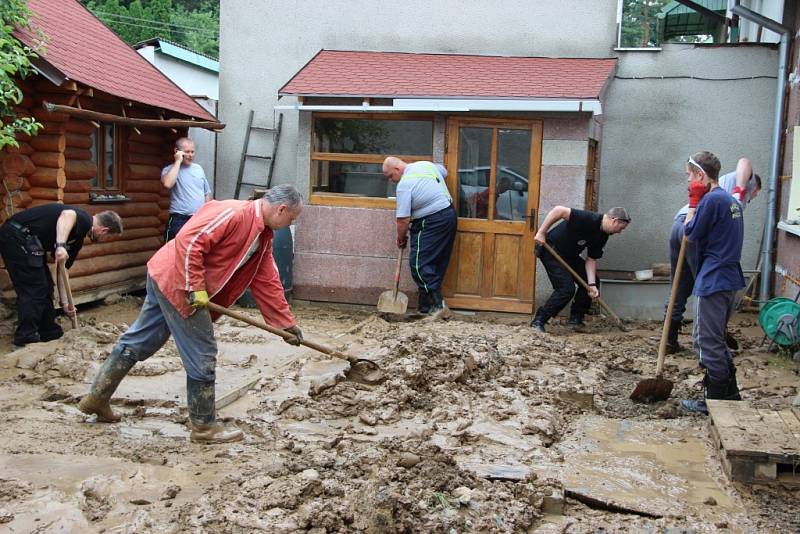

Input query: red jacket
[147,199,295,328]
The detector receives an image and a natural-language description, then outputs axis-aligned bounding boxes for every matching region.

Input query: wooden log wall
[0,75,186,304]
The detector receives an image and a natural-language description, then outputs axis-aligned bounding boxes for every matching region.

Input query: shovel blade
[629,377,674,403]
[377,289,408,314]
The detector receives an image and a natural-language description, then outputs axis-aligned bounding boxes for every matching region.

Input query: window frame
[309,112,435,209]
[90,123,125,194]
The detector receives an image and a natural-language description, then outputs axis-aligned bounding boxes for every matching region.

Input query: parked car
[458,165,528,220]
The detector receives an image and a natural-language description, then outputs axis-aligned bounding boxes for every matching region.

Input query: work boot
[426,289,451,321]
[530,309,548,333]
[187,377,243,444]
[725,363,742,401]
[567,310,585,328]
[725,330,739,352]
[665,319,684,354]
[417,291,432,314]
[78,347,136,422]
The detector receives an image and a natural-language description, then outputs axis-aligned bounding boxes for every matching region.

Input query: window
[90,124,123,192]
[617,0,725,49]
[310,114,433,207]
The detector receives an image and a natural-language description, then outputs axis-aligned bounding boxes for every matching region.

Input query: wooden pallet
[707,400,800,486]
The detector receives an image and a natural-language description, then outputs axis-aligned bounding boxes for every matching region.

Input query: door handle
[527,208,536,231]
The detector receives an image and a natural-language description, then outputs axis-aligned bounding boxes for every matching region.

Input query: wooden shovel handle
[657,236,687,376]
[57,262,78,329]
[392,248,404,300]
[206,301,357,364]
[540,241,626,331]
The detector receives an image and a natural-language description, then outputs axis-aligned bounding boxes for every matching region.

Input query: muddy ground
[0,295,798,533]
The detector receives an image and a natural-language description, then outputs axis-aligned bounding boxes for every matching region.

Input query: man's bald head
[382,156,407,183]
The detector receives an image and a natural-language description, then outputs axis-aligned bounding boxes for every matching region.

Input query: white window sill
[777,220,800,237]
[613,47,662,52]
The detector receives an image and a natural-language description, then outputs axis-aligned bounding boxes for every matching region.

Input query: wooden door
[443,117,542,313]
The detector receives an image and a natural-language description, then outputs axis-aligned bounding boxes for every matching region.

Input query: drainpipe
[730,1,791,303]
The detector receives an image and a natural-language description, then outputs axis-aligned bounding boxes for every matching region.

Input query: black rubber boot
[725,363,742,401]
[417,291,431,314]
[567,310,585,328]
[530,309,548,333]
[725,330,739,352]
[187,377,243,444]
[78,347,136,422]
[665,319,684,354]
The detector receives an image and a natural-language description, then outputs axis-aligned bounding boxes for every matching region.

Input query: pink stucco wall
[293,115,592,307]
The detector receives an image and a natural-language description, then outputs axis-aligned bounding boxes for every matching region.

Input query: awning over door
[278,50,617,116]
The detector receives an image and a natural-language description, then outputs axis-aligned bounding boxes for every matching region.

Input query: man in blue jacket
[681,151,745,414]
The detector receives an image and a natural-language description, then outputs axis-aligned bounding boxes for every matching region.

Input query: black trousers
[535,244,592,319]
[164,213,192,242]
[409,206,457,294]
[0,224,62,345]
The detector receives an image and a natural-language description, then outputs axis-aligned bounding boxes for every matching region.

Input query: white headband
[688,157,705,173]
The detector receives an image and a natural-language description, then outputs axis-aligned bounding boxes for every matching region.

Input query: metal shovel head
[377,289,408,314]
[629,376,674,403]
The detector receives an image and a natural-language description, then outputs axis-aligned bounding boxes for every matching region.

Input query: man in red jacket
[79,184,304,443]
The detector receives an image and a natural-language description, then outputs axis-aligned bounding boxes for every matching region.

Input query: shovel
[540,242,628,332]
[629,237,686,402]
[377,248,408,314]
[206,302,385,385]
[57,262,79,329]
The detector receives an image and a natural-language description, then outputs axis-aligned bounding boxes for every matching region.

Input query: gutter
[730,1,791,303]
[275,98,603,115]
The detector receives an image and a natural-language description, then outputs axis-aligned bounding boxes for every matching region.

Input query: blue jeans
[114,275,217,382]
[666,214,698,324]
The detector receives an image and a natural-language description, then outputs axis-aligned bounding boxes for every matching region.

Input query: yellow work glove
[189,290,209,309]
[283,325,303,346]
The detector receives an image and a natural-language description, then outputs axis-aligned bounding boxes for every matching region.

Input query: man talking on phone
[161,137,212,241]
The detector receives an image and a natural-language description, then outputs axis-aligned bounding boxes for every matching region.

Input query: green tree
[80,0,219,57]
[0,0,42,149]
[620,0,670,48]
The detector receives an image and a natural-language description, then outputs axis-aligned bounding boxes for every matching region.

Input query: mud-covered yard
[0,295,798,533]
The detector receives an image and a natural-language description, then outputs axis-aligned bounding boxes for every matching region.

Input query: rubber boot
[187,377,244,444]
[530,309,548,333]
[665,319,684,354]
[725,330,739,352]
[427,289,451,321]
[567,310,585,328]
[417,291,431,314]
[725,363,742,401]
[78,347,136,422]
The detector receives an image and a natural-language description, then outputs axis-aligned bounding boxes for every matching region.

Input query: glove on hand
[688,180,709,208]
[284,325,303,346]
[189,290,209,309]
[731,185,746,203]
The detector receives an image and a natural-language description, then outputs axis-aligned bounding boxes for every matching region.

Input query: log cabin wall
[1,75,186,304]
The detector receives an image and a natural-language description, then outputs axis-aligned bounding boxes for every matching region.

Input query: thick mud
[0,297,797,532]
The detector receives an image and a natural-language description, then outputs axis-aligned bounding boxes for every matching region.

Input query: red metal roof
[280,50,617,100]
[15,0,216,121]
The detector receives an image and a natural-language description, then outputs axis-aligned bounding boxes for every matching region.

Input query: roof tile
[281,50,617,100]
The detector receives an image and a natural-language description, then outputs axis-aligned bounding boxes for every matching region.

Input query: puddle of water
[557,416,734,517]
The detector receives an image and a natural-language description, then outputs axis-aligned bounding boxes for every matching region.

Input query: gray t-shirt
[674,170,756,220]
[395,162,451,219]
[162,162,210,216]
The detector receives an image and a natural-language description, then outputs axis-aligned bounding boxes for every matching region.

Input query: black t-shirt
[547,209,609,260]
[10,204,93,268]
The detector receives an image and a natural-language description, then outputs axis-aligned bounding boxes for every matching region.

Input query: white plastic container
[634,269,653,281]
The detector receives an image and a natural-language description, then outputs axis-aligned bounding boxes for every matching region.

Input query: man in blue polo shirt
[682,151,745,414]
[383,156,457,319]
[161,137,211,241]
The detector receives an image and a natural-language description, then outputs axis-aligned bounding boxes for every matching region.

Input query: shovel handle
[540,242,626,331]
[392,248,404,299]
[657,236,687,376]
[57,262,78,329]
[206,302,357,364]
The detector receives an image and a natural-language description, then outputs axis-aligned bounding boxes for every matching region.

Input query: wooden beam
[42,102,225,130]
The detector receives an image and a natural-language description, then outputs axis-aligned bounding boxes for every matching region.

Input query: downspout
[730,1,791,303]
